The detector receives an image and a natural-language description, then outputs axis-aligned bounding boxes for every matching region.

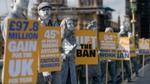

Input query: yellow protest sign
[99,32,118,60]
[38,27,61,72]
[138,39,150,55]
[75,30,98,64]
[117,37,130,60]
[3,19,39,84]
[130,37,137,57]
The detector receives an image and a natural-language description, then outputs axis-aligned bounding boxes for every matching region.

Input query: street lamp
[129,1,137,80]
[130,0,137,37]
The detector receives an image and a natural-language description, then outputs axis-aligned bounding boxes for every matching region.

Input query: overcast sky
[0,0,11,16]
[0,0,125,23]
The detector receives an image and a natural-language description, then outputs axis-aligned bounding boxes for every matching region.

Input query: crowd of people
[0,0,142,84]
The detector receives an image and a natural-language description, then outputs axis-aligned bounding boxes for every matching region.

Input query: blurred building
[31,0,103,30]
[30,0,65,19]
[101,7,118,31]
[126,0,131,17]
[110,21,119,32]
[137,0,150,38]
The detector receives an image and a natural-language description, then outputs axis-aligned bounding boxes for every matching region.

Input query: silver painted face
[66,19,74,31]
[15,0,29,9]
[38,7,52,19]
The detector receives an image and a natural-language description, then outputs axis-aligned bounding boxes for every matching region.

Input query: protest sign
[138,39,150,55]
[99,32,118,60]
[38,27,61,72]
[3,19,39,84]
[117,37,130,60]
[75,30,98,64]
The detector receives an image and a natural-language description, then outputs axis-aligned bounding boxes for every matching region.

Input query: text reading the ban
[77,44,96,57]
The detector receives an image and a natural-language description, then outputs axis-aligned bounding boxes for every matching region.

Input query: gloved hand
[97,50,100,55]
[61,43,77,60]
[62,39,77,54]
[42,72,52,83]
[61,53,66,60]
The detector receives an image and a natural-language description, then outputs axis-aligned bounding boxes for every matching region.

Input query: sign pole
[142,55,145,77]
[105,61,108,84]
[121,60,124,83]
[129,59,133,80]
[86,64,89,84]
